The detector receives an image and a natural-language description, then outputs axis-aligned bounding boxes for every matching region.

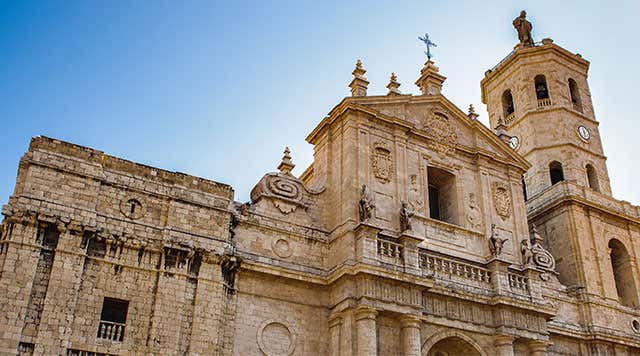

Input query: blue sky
[1,0,639,205]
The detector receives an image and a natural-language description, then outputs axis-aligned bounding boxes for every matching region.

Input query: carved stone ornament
[423,109,457,154]
[250,172,324,214]
[492,182,512,220]
[372,141,393,184]
[119,197,145,220]
[250,148,324,215]
[358,184,376,222]
[400,201,414,232]
[488,224,508,257]
[408,174,424,211]
[257,320,296,356]
[466,193,482,228]
[527,225,556,272]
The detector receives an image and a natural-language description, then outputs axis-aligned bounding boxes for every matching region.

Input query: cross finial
[418,33,437,59]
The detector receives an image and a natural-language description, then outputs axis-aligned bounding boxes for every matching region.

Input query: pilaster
[400,314,421,356]
[494,334,515,356]
[354,306,378,356]
[528,340,552,356]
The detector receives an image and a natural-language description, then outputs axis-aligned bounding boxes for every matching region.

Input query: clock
[509,136,520,150]
[578,126,591,141]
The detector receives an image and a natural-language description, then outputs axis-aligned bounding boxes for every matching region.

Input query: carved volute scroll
[250,148,325,215]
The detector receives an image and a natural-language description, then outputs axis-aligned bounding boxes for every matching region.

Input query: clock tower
[480,37,611,199]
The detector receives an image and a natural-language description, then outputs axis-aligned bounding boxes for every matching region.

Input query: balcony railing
[508,273,530,294]
[537,98,552,108]
[97,320,125,342]
[419,252,492,286]
[377,239,403,264]
[504,112,516,125]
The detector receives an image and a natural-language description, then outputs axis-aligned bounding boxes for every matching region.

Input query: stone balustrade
[376,238,404,265]
[97,320,126,342]
[508,273,530,294]
[419,252,492,287]
[537,98,552,108]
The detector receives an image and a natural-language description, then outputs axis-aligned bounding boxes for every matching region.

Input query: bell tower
[480,14,611,199]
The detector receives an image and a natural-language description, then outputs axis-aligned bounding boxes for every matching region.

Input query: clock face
[509,136,520,149]
[578,126,591,141]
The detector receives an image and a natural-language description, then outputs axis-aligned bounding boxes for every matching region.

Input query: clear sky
[1,0,639,205]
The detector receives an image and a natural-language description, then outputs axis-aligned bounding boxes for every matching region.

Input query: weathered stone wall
[0,136,235,355]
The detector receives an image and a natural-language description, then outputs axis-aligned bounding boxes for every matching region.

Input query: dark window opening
[427,167,458,225]
[535,75,550,99]
[87,238,106,258]
[428,186,441,220]
[568,78,582,112]
[502,89,515,117]
[549,161,565,185]
[522,177,528,201]
[97,298,128,342]
[586,164,600,192]
[609,239,639,308]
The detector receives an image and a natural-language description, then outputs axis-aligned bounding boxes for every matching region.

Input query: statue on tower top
[513,10,534,47]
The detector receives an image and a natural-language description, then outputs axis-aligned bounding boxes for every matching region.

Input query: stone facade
[1,15,640,356]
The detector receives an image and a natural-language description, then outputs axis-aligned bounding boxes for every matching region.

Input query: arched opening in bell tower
[549,161,565,185]
[586,164,600,192]
[608,239,639,308]
[501,89,515,119]
[568,78,582,112]
[534,74,550,100]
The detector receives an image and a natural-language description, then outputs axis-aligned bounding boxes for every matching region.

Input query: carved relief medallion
[492,182,512,220]
[120,197,145,220]
[372,141,393,183]
[272,238,293,258]
[424,110,457,154]
[257,320,296,356]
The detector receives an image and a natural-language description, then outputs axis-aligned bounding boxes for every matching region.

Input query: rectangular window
[97,298,128,342]
[427,166,459,225]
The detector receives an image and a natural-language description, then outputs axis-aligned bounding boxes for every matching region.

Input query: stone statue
[521,238,533,265]
[400,201,414,232]
[358,184,376,222]
[513,10,534,47]
[488,224,508,257]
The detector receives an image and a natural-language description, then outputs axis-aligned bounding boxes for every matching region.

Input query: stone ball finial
[277,146,295,174]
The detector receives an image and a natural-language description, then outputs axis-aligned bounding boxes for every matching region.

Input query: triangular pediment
[327,95,529,171]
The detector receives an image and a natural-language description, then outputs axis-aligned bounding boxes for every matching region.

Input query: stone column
[528,340,551,356]
[355,306,378,356]
[494,335,515,356]
[400,315,421,356]
[328,314,343,356]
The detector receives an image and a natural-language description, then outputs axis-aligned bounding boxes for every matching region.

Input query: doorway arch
[422,331,487,356]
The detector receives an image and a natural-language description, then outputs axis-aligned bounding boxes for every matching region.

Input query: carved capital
[494,334,515,347]
[354,306,378,321]
[399,314,421,329]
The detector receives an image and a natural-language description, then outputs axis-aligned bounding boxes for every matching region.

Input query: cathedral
[1,11,640,356]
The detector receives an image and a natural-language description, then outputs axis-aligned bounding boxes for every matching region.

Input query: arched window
[502,89,515,118]
[534,75,550,100]
[549,161,565,185]
[586,164,600,192]
[609,239,639,308]
[568,78,582,112]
